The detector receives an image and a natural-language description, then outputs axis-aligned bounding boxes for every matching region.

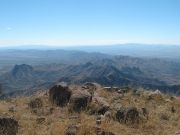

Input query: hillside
[1,53,180,96]
[0,83,179,135]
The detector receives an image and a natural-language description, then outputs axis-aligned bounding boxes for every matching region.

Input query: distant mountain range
[0,49,111,68]
[1,44,180,59]
[61,44,180,59]
[0,49,180,96]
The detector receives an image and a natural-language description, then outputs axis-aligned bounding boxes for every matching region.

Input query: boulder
[141,107,148,119]
[111,102,122,111]
[171,106,176,113]
[148,90,162,100]
[95,126,116,135]
[116,107,139,124]
[31,107,53,116]
[28,98,43,109]
[65,124,80,135]
[104,111,112,120]
[69,90,92,112]
[90,96,110,115]
[8,106,16,113]
[49,83,72,106]
[82,82,97,96]
[0,117,18,135]
[116,87,130,93]
[132,90,142,96]
[36,117,46,124]
[83,82,97,90]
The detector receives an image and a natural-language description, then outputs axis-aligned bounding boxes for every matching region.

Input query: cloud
[7,27,12,31]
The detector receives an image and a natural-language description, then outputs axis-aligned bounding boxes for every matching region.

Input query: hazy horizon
[0,43,180,49]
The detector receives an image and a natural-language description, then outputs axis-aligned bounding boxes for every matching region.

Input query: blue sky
[0,0,180,46]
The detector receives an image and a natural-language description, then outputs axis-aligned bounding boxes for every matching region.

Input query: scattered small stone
[69,116,80,120]
[160,113,169,121]
[8,107,16,113]
[117,89,123,94]
[148,90,162,100]
[116,107,139,125]
[171,106,176,113]
[28,98,43,109]
[89,96,110,115]
[65,124,80,135]
[170,96,175,101]
[133,90,141,96]
[94,126,116,135]
[36,117,46,124]
[49,107,54,114]
[96,119,101,125]
[141,108,148,116]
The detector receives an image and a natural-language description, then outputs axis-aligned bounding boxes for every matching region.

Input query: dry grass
[0,87,180,135]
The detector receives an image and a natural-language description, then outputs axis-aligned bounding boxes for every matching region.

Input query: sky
[0,0,180,46]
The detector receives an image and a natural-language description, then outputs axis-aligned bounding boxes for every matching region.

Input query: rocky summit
[0,83,179,135]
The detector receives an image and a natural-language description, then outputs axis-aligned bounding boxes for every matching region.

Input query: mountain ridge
[0,49,180,96]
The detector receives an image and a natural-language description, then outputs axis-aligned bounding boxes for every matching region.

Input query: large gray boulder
[69,90,92,112]
[49,83,72,106]
[0,117,18,135]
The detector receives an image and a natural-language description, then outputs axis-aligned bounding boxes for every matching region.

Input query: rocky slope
[0,83,180,135]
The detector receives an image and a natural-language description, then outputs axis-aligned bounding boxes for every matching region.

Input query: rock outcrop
[0,117,18,135]
[82,82,97,96]
[49,83,72,106]
[69,90,92,112]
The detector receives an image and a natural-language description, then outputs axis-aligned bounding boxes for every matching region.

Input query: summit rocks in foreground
[0,83,180,135]
[49,83,72,106]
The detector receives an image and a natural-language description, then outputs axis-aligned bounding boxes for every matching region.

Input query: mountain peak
[11,64,34,77]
